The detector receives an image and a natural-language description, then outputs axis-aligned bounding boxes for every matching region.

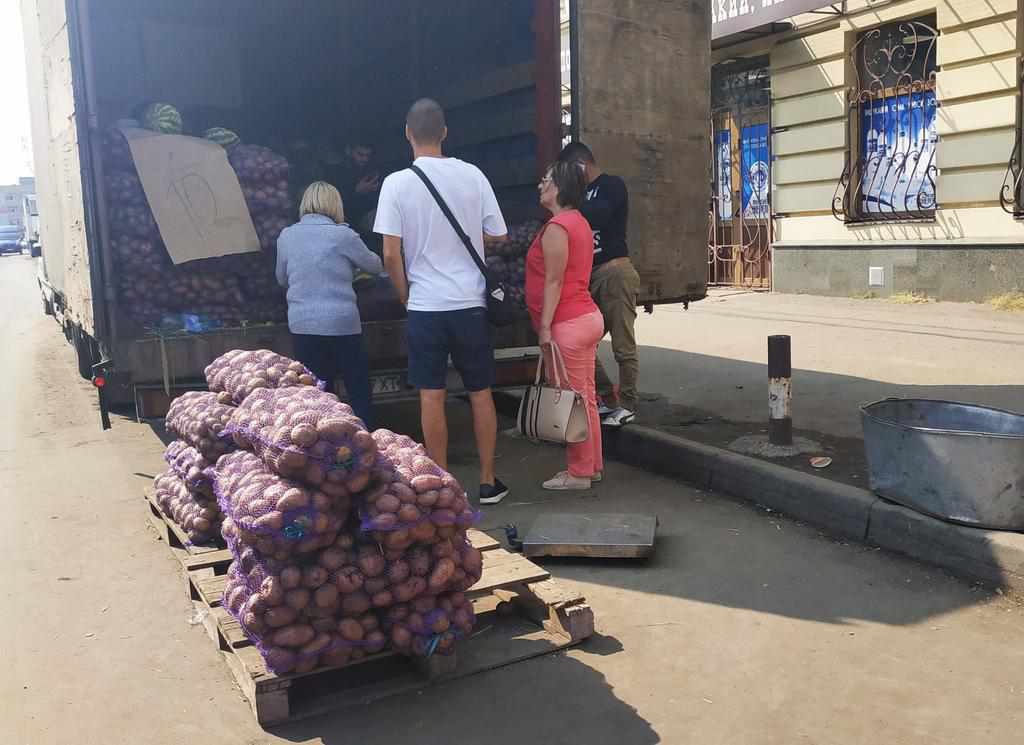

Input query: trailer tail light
[92,375,106,388]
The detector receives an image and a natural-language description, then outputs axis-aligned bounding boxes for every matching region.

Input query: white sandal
[542,471,592,491]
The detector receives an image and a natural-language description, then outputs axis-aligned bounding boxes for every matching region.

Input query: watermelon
[203,127,240,149]
[141,103,183,135]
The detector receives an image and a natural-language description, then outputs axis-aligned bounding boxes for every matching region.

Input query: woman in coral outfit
[525,161,604,490]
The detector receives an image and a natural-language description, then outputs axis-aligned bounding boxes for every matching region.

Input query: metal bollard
[768,335,793,446]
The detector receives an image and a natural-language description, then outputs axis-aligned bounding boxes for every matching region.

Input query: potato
[346,471,371,493]
[276,487,310,513]
[280,565,302,590]
[318,547,346,571]
[393,482,417,503]
[388,560,411,585]
[416,490,439,508]
[253,510,285,533]
[290,423,318,448]
[285,588,311,612]
[436,488,456,509]
[294,657,319,674]
[314,583,339,609]
[338,618,365,642]
[341,591,371,616]
[312,617,337,633]
[365,630,387,654]
[376,494,401,514]
[333,566,364,594]
[300,632,333,657]
[265,605,299,628]
[429,558,456,592]
[260,576,285,606]
[409,520,437,543]
[391,625,412,649]
[357,550,385,578]
[369,513,398,531]
[397,504,421,524]
[372,590,394,607]
[272,623,316,648]
[431,509,457,527]
[263,647,298,674]
[411,475,443,493]
[302,565,329,589]
[321,643,352,668]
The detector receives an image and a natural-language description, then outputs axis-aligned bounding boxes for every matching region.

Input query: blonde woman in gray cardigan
[276,181,383,426]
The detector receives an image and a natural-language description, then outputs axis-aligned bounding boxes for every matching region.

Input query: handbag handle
[533,341,572,391]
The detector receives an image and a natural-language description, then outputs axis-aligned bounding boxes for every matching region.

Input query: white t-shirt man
[373,157,508,312]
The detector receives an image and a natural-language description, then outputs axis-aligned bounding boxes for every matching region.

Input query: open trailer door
[571,0,710,305]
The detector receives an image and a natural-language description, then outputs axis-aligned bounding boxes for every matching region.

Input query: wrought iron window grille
[833,18,939,224]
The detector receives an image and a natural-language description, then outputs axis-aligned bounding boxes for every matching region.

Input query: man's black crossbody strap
[409,164,488,278]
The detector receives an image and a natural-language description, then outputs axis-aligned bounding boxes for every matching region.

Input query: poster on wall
[716,130,733,220]
[860,90,937,214]
[741,123,770,220]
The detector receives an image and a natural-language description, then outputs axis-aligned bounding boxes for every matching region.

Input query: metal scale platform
[521,513,658,559]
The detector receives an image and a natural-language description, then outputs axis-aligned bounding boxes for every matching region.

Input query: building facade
[711,0,1024,301]
[0,176,36,230]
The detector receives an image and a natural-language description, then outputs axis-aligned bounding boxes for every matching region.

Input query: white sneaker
[591,472,603,483]
[597,400,615,417]
[542,471,592,491]
[602,408,636,428]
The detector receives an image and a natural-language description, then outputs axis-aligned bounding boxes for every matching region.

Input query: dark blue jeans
[291,333,373,429]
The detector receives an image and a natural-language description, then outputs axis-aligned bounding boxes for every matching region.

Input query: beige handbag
[517,342,590,444]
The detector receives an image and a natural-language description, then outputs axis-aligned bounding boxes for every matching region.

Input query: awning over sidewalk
[713,0,837,40]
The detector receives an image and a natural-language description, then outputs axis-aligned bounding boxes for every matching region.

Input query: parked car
[0,225,24,255]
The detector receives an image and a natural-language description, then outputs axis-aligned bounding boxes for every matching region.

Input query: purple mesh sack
[153,469,222,543]
[383,591,476,657]
[165,392,235,461]
[359,436,479,538]
[163,440,215,495]
[216,450,350,558]
[205,349,321,406]
[224,387,377,493]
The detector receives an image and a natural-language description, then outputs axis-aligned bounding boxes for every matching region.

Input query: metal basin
[861,399,1024,530]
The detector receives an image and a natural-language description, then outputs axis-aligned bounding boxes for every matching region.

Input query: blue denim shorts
[406,307,494,392]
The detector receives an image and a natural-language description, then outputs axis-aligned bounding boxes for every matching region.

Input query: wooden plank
[938,20,1017,67]
[772,28,844,71]
[937,94,1017,136]
[772,89,845,128]
[774,181,838,215]
[196,573,228,608]
[774,121,845,155]
[936,57,1017,102]
[466,528,501,552]
[773,58,845,100]
[937,127,1016,170]
[467,549,551,597]
[182,548,233,573]
[774,150,846,185]
[939,165,1005,206]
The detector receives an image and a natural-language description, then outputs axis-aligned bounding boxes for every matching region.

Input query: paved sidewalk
[614,289,1024,440]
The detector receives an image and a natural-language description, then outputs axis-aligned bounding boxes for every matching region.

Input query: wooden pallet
[185,529,594,726]
[144,489,225,564]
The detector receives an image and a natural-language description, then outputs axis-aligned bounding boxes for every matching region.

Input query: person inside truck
[329,142,381,236]
[559,142,639,428]
[374,97,511,506]
[526,161,604,490]
[275,181,383,427]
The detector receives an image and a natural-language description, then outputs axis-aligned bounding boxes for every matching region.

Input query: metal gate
[709,58,773,289]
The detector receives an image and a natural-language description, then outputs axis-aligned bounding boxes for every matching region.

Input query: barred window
[999,13,1024,217]
[834,16,938,223]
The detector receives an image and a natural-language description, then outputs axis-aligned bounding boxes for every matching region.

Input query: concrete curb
[493,392,1024,589]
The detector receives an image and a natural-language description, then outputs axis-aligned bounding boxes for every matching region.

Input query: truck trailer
[21,0,710,422]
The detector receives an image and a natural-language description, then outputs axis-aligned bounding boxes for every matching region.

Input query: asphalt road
[5,254,1024,745]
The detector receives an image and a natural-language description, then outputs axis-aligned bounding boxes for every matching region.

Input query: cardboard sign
[121,127,259,264]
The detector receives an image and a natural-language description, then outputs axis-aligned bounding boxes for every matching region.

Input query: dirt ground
[6,254,1024,745]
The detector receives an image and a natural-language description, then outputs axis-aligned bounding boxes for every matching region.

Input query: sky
[0,0,34,185]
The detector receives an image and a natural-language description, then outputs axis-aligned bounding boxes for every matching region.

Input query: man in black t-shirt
[328,142,381,234]
[559,142,639,427]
